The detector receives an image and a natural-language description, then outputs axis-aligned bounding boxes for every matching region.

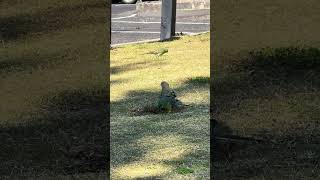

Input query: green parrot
[157,81,183,112]
[157,48,168,56]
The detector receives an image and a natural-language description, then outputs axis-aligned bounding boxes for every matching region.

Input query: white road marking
[112,30,198,35]
[112,30,160,34]
[112,13,137,20]
[112,20,210,25]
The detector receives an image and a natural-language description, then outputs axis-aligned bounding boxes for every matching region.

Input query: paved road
[111,3,210,45]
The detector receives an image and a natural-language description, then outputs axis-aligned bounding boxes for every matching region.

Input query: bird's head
[160,81,170,89]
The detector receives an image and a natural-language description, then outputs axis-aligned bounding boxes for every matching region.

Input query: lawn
[110,33,210,179]
[212,0,320,179]
[1,0,109,179]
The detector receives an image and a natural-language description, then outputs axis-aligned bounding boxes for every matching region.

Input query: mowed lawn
[110,33,210,179]
[1,0,108,179]
[213,0,320,179]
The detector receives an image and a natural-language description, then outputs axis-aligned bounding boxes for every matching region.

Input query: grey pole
[160,0,177,41]
[171,0,177,36]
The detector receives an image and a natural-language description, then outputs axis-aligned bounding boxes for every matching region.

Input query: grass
[176,167,195,175]
[0,0,109,179]
[110,33,210,179]
[212,0,320,179]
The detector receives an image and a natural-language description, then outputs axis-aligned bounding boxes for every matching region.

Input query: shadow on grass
[185,76,210,85]
[236,46,320,85]
[110,61,166,75]
[214,141,320,179]
[112,77,210,115]
[111,79,210,179]
[213,46,320,121]
[212,122,320,179]
[0,49,77,76]
[212,46,320,179]
[0,87,108,178]
[0,1,107,41]
[215,46,320,90]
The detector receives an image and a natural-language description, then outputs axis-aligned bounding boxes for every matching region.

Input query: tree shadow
[0,1,107,41]
[111,61,166,75]
[212,46,320,179]
[214,139,320,179]
[0,49,76,76]
[214,46,320,90]
[111,79,210,179]
[212,46,320,126]
[212,120,319,179]
[235,46,320,86]
[0,87,109,178]
[112,78,209,115]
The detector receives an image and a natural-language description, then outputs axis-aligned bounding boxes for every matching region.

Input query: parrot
[157,81,184,112]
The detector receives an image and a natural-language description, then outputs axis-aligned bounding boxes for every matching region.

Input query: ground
[1,0,109,179]
[110,33,210,179]
[212,0,320,179]
[111,3,209,45]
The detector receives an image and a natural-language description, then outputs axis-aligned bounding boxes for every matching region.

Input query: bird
[157,81,184,112]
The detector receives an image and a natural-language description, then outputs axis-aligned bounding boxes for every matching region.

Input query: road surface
[111,3,210,45]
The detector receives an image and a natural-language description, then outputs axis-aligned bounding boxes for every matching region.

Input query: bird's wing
[170,90,177,97]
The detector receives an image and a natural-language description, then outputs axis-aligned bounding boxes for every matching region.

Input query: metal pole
[160,0,177,41]
[171,0,177,36]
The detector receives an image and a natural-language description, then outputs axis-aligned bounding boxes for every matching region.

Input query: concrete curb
[111,31,209,47]
[136,0,210,16]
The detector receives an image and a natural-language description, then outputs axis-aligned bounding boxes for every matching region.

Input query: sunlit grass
[111,34,210,102]
[111,33,210,179]
[140,135,196,161]
[113,163,173,179]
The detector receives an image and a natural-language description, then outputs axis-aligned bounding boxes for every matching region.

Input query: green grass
[111,33,210,179]
[176,167,195,175]
[0,0,109,179]
[213,0,320,179]
[187,76,210,84]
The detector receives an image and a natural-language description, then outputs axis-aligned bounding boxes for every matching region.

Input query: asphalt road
[111,3,210,45]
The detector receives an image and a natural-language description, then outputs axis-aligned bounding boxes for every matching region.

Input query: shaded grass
[214,46,320,140]
[0,88,108,178]
[0,0,109,178]
[212,2,320,178]
[213,46,320,179]
[213,47,320,179]
[0,1,106,41]
[212,0,320,177]
[111,33,210,179]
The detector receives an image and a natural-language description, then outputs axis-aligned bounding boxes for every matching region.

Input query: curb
[111,31,209,47]
[136,0,210,16]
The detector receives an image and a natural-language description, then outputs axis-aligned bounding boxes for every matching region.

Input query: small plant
[176,167,194,175]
